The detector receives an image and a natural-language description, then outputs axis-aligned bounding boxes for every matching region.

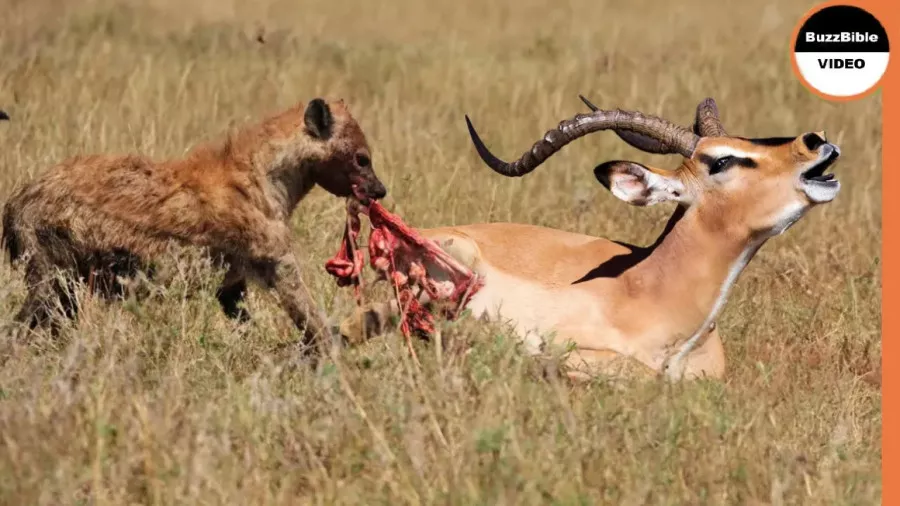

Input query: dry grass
[0,0,882,504]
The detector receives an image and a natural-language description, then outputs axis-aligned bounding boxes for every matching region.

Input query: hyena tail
[1,113,22,265]
[2,201,23,264]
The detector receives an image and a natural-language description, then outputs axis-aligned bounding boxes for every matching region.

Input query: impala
[342,97,841,381]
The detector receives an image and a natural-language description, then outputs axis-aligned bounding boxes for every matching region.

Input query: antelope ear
[594,161,688,206]
[304,98,333,139]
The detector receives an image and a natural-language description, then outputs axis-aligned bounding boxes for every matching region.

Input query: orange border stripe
[865,0,896,502]
[790,4,891,496]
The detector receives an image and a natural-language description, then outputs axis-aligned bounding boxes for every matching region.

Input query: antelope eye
[355,154,371,167]
[710,155,734,175]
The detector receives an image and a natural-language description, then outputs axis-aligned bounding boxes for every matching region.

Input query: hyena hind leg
[12,285,56,330]
[10,261,81,338]
[216,275,251,323]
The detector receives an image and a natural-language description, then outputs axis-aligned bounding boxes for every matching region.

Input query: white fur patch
[701,145,759,160]
[802,181,841,203]
[769,201,808,236]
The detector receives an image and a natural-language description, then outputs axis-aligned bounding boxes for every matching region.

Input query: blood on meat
[325,200,484,337]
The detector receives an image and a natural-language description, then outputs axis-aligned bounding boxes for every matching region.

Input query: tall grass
[0,0,881,503]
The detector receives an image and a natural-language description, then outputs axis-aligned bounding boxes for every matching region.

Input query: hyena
[1,98,386,353]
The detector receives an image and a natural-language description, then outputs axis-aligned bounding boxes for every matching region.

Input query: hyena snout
[350,172,387,203]
[361,177,387,200]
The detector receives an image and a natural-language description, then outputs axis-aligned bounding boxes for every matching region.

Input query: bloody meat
[325,200,484,338]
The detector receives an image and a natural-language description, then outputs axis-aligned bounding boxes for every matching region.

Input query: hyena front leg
[250,251,329,357]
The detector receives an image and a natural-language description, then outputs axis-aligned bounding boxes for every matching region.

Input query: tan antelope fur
[341,97,841,381]
[2,98,387,352]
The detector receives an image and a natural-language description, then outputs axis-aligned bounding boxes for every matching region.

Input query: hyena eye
[355,154,371,167]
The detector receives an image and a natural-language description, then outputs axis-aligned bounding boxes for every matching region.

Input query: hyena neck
[179,123,321,220]
[265,153,318,218]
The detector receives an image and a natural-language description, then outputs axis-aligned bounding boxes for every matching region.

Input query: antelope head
[465,96,841,239]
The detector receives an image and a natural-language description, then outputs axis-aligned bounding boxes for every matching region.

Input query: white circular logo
[792,4,889,100]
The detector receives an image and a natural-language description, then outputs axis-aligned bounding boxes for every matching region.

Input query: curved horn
[580,94,728,148]
[466,107,698,178]
[693,97,726,137]
[579,94,677,155]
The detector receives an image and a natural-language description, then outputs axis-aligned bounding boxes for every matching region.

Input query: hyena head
[301,98,387,204]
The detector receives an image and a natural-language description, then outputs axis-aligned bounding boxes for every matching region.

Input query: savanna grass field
[0,0,883,504]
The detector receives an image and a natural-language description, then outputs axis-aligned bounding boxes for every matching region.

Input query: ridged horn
[693,97,727,137]
[466,107,698,177]
[578,95,677,155]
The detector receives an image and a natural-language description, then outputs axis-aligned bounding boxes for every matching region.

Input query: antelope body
[343,98,841,381]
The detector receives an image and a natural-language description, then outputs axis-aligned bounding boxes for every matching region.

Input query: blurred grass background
[0,0,882,504]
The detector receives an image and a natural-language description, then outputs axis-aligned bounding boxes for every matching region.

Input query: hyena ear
[0,110,9,121]
[303,98,333,139]
[594,160,688,206]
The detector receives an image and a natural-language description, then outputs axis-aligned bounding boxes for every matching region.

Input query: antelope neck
[627,204,761,328]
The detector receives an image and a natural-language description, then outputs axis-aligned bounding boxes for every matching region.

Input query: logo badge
[792,3,889,100]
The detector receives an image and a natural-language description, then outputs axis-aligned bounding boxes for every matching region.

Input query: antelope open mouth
[799,144,841,203]
[801,145,840,186]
